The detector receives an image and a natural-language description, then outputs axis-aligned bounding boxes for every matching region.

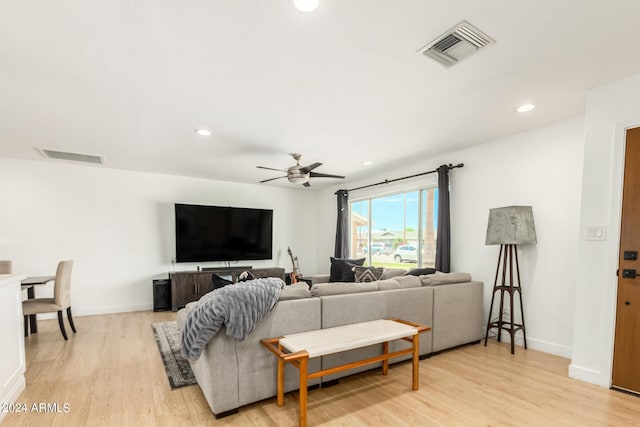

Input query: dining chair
[22,260,77,340]
[0,260,12,274]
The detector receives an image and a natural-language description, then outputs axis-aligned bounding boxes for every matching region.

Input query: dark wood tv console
[169,267,285,312]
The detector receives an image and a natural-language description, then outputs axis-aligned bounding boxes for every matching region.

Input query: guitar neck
[288,248,301,277]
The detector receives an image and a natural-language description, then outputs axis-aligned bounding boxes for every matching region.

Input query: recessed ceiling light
[195,129,211,136]
[515,104,535,113]
[362,161,373,166]
[290,0,320,12]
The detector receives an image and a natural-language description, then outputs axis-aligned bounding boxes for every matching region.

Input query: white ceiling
[2,1,640,189]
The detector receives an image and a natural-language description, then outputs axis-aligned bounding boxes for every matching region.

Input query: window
[350,188,438,268]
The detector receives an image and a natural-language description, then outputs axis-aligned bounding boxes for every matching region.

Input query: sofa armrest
[431,281,483,352]
[311,274,330,285]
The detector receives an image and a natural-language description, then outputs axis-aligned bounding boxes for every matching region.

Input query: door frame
[605,120,640,387]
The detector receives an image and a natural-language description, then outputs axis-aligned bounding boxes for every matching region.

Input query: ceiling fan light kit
[257,153,345,187]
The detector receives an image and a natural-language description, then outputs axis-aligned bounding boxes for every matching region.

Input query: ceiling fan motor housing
[287,166,310,184]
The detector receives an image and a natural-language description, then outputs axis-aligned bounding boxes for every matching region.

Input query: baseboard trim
[487,331,572,359]
[74,304,153,317]
[0,373,26,423]
[34,304,154,320]
[568,363,606,386]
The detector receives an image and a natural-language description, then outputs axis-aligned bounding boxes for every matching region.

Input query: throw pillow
[405,267,436,276]
[211,273,233,290]
[329,257,366,282]
[236,271,256,282]
[353,266,384,283]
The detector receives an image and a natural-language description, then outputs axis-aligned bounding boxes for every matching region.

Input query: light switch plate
[586,225,607,241]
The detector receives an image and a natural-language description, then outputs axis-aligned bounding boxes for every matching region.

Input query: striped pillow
[353,266,384,283]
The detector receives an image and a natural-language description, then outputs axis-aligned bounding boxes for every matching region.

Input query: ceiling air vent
[38,148,105,165]
[418,20,495,68]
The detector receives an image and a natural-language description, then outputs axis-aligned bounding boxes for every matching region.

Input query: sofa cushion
[405,267,436,276]
[420,271,472,286]
[329,257,366,282]
[353,266,384,283]
[310,282,378,297]
[380,268,407,280]
[279,283,312,300]
[377,276,421,290]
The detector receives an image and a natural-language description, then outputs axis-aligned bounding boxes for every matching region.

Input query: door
[612,126,640,393]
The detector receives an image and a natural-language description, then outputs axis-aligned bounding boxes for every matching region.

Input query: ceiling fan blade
[303,181,311,187]
[309,171,345,179]
[260,176,287,183]
[300,162,322,173]
[256,166,287,172]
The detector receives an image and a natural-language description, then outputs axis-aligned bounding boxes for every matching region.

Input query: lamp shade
[485,206,537,245]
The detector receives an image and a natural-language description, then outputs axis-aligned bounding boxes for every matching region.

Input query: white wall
[0,158,316,316]
[314,116,585,358]
[570,72,640,386]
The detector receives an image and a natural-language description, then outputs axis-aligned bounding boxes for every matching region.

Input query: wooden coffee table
[261,318,430,427]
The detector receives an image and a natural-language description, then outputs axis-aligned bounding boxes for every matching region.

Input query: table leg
[382,341,389,375]
[299,355,308,427]
[412,334,420,391]
[277,352,285,407]
[27,287,37,334]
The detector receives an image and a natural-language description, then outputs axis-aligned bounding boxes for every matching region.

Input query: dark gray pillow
[405,267,436,276]
[329,257,366,282]
[353,266,384,283]
[211,273,233,290]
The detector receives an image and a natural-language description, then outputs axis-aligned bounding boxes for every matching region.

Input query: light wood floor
[4,311,640,426]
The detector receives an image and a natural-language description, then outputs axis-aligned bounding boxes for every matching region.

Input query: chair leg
[66,307,77,333]
[24,315,28,337]
[57,311,68,340]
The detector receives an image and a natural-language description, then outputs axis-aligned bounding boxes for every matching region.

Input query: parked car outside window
[363,243,385,255]
[393,245,418,263]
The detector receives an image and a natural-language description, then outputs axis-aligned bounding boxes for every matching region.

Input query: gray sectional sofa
[176,270,483,418]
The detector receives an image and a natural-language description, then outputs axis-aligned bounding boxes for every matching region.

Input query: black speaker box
[153,279,171,312]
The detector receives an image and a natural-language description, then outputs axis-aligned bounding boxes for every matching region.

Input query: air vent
[418,20,495,68]
[38,148,105,165]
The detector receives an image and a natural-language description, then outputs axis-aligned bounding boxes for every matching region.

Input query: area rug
[152,321,196,389]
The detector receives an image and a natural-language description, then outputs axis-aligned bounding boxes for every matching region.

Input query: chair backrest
[0,260,12,274]
[54,260,73,309]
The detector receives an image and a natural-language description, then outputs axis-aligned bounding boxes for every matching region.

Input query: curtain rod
[336,163,464,194]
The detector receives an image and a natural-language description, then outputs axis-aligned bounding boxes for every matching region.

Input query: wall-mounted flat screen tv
[175,203,273,263]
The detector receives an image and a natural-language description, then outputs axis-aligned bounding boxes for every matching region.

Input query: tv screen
[175,204,273,263]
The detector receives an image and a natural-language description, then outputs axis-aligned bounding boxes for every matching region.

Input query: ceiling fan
[257,153,345,187]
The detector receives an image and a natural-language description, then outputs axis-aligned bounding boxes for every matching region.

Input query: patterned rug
[152,321,197,389]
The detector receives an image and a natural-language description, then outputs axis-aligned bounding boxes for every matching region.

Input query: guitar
[287,247,302,284]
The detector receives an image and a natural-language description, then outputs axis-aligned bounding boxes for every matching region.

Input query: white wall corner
[571,70,640,390]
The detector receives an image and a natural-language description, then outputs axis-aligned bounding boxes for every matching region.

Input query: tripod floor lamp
[483,206,537,354]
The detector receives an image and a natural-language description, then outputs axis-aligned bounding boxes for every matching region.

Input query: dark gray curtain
[435,165,451,272]
[334,190,349,258]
